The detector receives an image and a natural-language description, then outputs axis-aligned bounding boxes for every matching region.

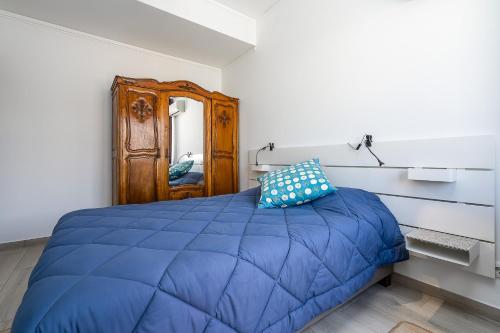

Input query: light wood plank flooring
[0,240,45,333]
[302,282,500,333]
[1,241,499,333]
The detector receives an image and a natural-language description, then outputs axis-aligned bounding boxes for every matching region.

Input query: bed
[13,187,408,333]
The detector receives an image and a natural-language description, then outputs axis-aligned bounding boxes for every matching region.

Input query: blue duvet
[13,187,408,333]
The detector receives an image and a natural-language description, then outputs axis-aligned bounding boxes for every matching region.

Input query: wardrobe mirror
[168,97,205,188]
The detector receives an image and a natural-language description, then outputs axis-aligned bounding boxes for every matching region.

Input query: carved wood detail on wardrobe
[111,76,239,205]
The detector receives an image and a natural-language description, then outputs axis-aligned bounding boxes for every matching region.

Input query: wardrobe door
[117,86,169,204]
[211,99,239,195]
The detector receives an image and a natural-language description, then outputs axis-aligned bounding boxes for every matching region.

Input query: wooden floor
[1,241,500,333]
[0,240,45,333]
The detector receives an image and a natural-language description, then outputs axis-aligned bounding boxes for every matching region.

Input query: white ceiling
[0,0,259,67]
[213,0,281,18]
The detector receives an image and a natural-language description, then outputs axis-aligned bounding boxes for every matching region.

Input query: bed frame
[248,135,497,329]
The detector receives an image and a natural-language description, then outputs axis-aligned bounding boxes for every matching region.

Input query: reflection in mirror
[168,97,204,187]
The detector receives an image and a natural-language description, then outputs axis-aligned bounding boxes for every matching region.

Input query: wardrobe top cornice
[111,76,238,102]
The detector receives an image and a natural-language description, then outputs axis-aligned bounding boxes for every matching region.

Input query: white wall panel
[248,162,495,206]
[328,168,494,206]
[381,195,495,243]
[252,136,495,170]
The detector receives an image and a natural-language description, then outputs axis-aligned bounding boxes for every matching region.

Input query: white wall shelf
[250,164,272,172]
[407,168,457,182]
[406,229,479,267]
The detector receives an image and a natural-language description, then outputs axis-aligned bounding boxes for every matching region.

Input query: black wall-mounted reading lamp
[348,134,385,167]
[176,152,192,164]
[255,142,275,165]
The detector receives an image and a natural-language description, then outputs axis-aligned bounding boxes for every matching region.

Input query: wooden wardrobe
[111,76,239,205]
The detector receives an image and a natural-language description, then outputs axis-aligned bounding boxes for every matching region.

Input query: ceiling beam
[137,0,256,45]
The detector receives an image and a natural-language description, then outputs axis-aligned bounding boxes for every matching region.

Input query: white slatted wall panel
[248,136,496,278]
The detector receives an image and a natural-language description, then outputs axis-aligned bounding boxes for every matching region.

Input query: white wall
[0,11,221,243]
[222,0,500,307]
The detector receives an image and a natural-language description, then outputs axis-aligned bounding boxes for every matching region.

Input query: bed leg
[378,274,392,288]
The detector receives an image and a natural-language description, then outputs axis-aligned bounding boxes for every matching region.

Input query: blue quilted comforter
[13,187,408,333]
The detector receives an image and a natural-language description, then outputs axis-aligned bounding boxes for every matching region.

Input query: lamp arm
[348,134,385,167]
[255,143,275,165]
[366,145,385,167]
[176,152,192,164]
[347,134,366,151]
[255,147,267,166]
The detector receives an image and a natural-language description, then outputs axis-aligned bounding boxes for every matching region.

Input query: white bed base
[248,136,496,279]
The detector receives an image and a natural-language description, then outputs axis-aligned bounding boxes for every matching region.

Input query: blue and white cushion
[169,160,194,180]
[257,158,336,208]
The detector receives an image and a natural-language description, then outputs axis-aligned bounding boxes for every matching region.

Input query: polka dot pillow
[257,158,336,208]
